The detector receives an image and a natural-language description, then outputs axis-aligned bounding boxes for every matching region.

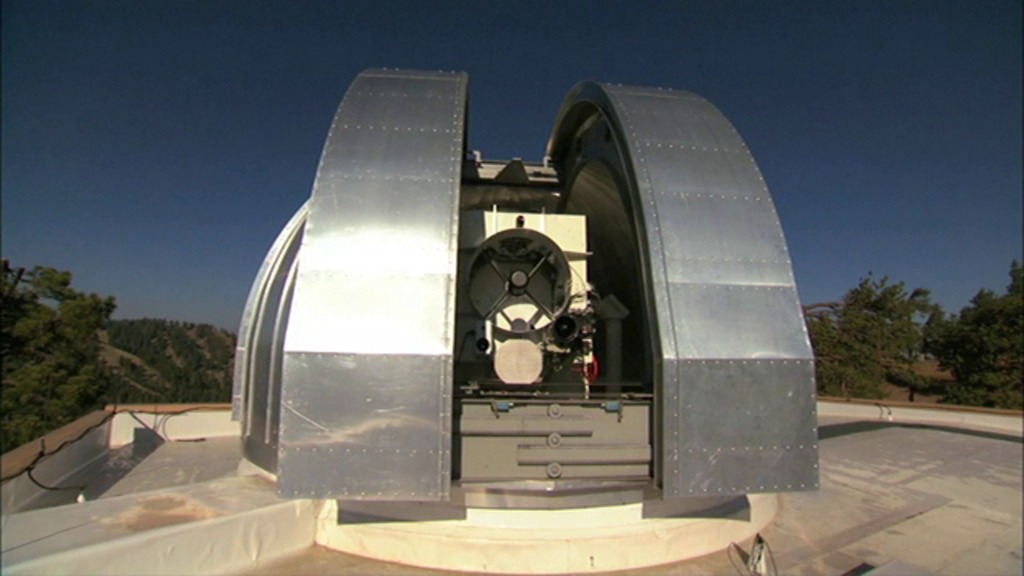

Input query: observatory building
[233,68,819,506]
[13,70,1017,576]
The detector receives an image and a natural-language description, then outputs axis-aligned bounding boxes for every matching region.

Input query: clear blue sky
[3,1,1021,331]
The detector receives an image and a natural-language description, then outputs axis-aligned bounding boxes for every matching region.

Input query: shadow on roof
[819,420,1024,444]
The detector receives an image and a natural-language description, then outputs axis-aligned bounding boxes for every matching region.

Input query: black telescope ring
[467,228,573,334]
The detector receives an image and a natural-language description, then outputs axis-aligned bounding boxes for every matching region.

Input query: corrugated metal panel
[278,353,449,499]
[672,359,817,495]
[547,83,818,498]
[232,202,308,420]
[278,69,466,500]
[232,202,307,472]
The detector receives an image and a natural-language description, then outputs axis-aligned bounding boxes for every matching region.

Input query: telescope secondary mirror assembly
[233,69,818,507]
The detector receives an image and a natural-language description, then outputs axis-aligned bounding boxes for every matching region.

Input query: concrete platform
[2,402,1021,575]
[245,413,1023,575]
[2,475,315,575]
[314,494,777,574]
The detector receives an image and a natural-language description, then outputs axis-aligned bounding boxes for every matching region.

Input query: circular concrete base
[315,494,778,574]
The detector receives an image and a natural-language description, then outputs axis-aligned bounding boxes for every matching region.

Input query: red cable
[585,354,600,384]
[572,355,601,384]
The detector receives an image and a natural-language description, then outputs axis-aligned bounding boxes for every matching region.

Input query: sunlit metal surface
[547,83,818,498]
[277,69,467,499]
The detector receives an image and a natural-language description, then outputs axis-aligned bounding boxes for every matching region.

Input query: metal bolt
[546,462,563,478]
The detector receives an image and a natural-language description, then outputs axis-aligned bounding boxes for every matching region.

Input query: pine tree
[1,262,117,450]
[930,261,1023,409]
[806,276,936,399]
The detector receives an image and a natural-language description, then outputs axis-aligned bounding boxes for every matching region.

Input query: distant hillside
[102,319,236,404]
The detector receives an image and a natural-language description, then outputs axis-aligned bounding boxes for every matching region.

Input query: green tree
[1,261,117,451]
[806,276,937,399]
[930,261,1023,409]
[106,318,235,403]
